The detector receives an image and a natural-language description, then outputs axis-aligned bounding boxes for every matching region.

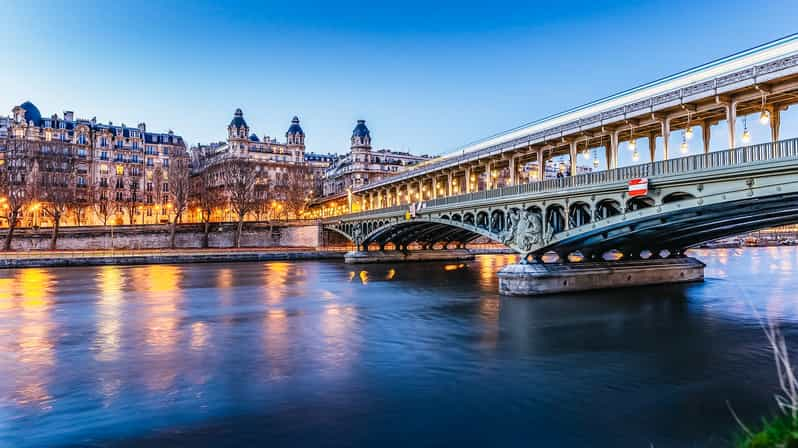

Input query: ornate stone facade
[322,120,430,196]
[2,101,187,225]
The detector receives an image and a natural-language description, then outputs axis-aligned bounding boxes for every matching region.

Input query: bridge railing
[339,137,798,221]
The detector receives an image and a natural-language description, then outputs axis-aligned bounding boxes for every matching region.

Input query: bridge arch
[626,196,655,211]
[490,209,506,233]
[476,211,489,230]
[546,204,567,234]
[569,201,592,228]
[662,191,696,204]
[595,199,622,221]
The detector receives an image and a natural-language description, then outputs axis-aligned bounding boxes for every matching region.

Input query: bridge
[320,35,798,295]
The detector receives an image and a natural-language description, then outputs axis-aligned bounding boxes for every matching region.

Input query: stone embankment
[0,221,323,251]
[0,248,347,268]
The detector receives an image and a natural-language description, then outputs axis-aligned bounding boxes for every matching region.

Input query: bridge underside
[361,221,488,250]
[326,193,798,260]
[550,193,798,258]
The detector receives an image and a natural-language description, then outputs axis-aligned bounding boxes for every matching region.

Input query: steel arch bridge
[323,138,798,261]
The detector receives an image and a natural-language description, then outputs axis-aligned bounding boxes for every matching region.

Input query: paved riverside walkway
[0,247,349,268]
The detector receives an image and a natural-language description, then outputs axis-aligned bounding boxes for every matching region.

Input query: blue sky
[2,0,797,157]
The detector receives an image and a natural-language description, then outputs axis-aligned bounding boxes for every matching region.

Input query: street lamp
[759,91,770,125]
[742,116,751,144]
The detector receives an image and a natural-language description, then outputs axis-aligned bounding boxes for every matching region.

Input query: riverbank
[0,247,347,268]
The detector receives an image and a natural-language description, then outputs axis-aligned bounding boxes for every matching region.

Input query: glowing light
[628,139,636,151]
[685,127,694,140]
[759,110,770,125]
[742,116,751,143]
[680,140,689,154]
[632,150,639,161]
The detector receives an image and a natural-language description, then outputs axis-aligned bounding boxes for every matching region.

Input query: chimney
[64,111,74,121]
[138,122,146,132]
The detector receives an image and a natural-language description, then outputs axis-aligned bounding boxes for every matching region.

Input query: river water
[1,248,798,447]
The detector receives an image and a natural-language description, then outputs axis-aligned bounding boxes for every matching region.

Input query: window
[115,165,124,176]
[146,158,154,167]
[162,182,169,192]
[78,134,86,145]
[77,177,86,187]
[162,159,169,168]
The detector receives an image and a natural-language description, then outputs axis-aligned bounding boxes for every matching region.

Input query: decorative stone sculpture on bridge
[500,209,552,260]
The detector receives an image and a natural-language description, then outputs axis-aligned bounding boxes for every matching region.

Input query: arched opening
[440,215,450,220]
[626,196,655,211]
[476,211,489,229]
[594,199,621,221]
[662,192,696,204]
[490,210,505,233]
[463,213,475,226]
[452,214,462,222]
[568,202,592,228]
[546,204,566,234]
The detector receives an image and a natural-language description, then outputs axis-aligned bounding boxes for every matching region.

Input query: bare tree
[36,142,78,249]
[150,166,165,224]
[119,175,141,225]
[191,168,220,248]
[0,139,37,251]
[167,150,190,249]
[278,163,313,219]
[220,159,261,248]
[92,183,116,227]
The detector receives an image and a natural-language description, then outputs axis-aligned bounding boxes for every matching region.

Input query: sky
[2,0,797,157]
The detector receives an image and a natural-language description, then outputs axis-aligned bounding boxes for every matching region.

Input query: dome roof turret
[286,116,304,136]
[19,101,42,125]
[352,119,370,138]
[249,133,260,142]
[229,108,248,128]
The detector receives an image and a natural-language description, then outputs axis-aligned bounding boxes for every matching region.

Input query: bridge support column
[608,132,619,169]
[725,101,737,150]
[509,157,517,186]
[648,132,657,161]
[701,119,711,155]
[769,105,781,143]
[569,141,577,176]
[498,257,705,296]
[661,119,671,161]
[465,167,472,193]
[447,172,453,196]
[537,148,545,181]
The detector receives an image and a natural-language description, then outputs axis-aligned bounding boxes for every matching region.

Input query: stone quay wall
[0,221,323,251]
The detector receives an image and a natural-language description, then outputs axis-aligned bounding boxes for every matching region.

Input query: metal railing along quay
[338,137,798,220]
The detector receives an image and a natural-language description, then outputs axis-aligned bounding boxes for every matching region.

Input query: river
[1,248,798,447]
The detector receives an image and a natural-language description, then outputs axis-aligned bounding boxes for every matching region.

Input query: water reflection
[95,266,123,362]
[5,250,798,448]
[10,269,55,411]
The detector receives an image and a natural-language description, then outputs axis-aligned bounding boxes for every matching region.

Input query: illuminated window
[115,165,124,175]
